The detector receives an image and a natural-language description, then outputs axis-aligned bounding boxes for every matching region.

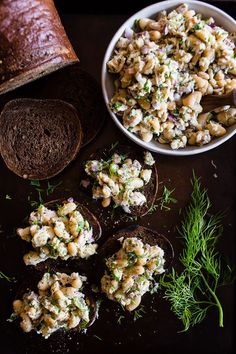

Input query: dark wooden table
[0,1,235,354]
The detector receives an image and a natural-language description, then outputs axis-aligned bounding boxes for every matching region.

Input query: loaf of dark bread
[35,65,106,146]
[99,225,174,270]
[84,144,158,217]
[0,98,82,179]
[0,0,78,94]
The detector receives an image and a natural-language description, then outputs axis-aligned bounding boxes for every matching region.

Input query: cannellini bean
[126,296,142,311]
[122,277,134,292]
[197,113,210,128]
[182,91,202,109]
[43,315,56,328]
[67,242,77,257]
[206,121,226,137]
[53,290,64,300]
[20,314,32,333]
[102,197,111,208]
[139,130,153,142]
[132,265,145,275]
[17,227,31,242]
[58,202,77,216]
[138,18,154,30]
[13,300,23,314]
[23,251,40,266]
[68,315,80,329]
[217,108,236,126]
[71,277,82,289]
[149,30,161,41]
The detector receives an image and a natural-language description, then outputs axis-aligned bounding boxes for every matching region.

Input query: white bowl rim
[101,0,236,156]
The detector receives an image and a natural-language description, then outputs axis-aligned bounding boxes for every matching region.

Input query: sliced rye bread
[0,0,78,95]
[0,98,82,179]
[99,225,174,271]
[35,65,106,147]
[26,198,102,272]
[83,144,158,217]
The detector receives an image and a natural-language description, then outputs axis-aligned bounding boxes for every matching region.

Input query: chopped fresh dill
[158,186,177,211]
[160,173,234,331]
[46,181,62,196]
[117,315,125,325]
[133,305,146,321]
[109,141,119,152]
[0,271,14,282]
[93,335,102,341]
[148,185,177,214]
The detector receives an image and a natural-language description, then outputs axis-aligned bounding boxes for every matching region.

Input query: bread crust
[0,0,78,94]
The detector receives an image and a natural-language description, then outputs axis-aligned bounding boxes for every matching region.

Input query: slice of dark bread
[35,65,106,146]
[0,0,78,94]
[84,144,158,217]
[99,225,174,270]
[26,198,102,272]
[0,98,82,179]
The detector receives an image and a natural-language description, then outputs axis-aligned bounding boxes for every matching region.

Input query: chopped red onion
[141,46,150,54]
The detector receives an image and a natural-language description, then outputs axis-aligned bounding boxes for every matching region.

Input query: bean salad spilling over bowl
[108,3,236,149]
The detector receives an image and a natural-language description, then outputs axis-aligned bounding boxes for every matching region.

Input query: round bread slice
[23,198,102,272]
[84,144,158,217]
[99,225,174,270]
[36,65,106,146]
[0,98,82,179]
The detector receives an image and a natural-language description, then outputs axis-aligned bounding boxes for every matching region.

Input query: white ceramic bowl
[101,0,236,156]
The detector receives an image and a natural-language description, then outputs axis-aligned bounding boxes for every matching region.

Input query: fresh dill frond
[160,174,233,331]
[133,305,146,321]
[117,315,125,325]
[0,271,14,282]
[46,181,62,196]
[148,185,177,214]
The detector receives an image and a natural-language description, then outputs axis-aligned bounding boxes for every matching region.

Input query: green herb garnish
[46,181,62,196]
[160,174,234,331]
[133,305,146,321]
[0,271,14,282]
[117,315,125,325]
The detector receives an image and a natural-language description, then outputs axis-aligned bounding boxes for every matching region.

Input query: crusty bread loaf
[0,0,78,94]
[0,98,82,179]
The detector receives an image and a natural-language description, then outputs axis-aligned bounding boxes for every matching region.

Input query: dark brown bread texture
[35,65,106,146]
[85,144,158,217]
[0,0,78,94]
[0,98,82,179]
[99,225,174,270]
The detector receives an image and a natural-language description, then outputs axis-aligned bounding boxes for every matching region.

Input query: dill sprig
[160,174,233,331]
[133,305,146,321]
[149,185,177,214]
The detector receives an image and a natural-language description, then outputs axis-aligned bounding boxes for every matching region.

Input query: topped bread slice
[0,98,82,179]
[84,144,158,217]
